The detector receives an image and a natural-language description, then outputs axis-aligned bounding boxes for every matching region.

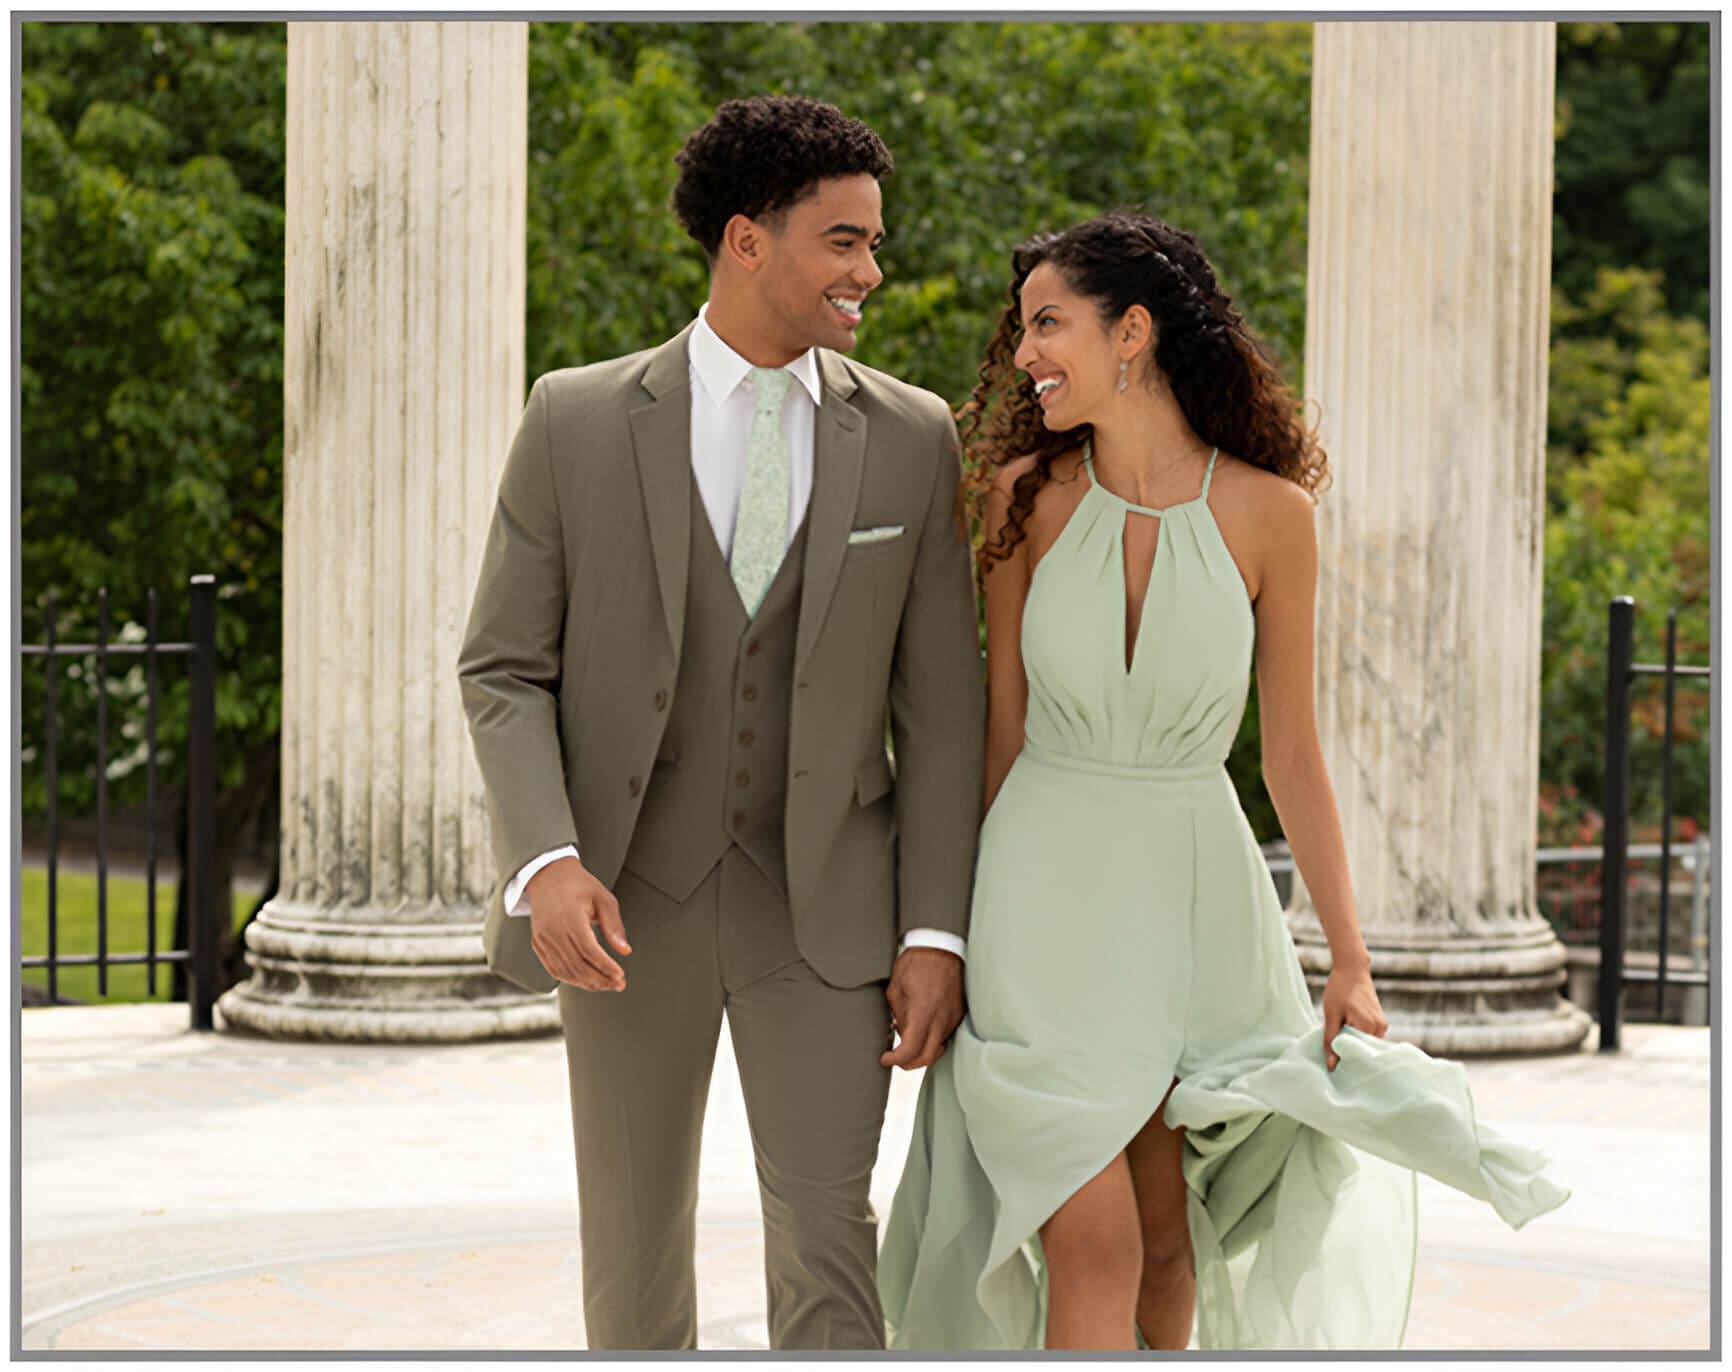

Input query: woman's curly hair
[962,210,1328,581]
[671,96,894,261]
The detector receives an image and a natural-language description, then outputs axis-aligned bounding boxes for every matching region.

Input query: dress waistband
[1018,740,1226,781]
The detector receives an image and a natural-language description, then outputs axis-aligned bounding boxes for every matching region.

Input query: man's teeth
[1034,377,1063,396]
[828,296,863,318]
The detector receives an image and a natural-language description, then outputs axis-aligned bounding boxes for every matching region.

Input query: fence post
[1689,832,1711,976]
[186,576,219,1031]
[1598,596,1635,1051]
[1654,608,1678,1019]
[1686,832,1711,1026]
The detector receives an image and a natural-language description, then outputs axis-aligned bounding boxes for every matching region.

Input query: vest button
[746,639,761,657]
[742,684,758,702]
[628,775,643,797]
[737,728,754,747]
[732,809,747,828]
[734,770,750,788]
[653,689,668,711]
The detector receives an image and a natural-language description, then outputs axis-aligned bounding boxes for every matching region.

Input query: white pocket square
[848,525,905,546]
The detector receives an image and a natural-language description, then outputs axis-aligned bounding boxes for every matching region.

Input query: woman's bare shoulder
[1208,454,1316,601]
[981,446,1088,573]
[1212,453,1314,522]
[986,452,1041,502]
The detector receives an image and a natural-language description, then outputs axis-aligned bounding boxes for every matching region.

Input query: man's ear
[720,213,767,275]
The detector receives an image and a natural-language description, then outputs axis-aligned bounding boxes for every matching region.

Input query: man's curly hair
[671,96,894,261]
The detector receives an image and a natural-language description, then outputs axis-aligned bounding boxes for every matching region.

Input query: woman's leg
[1038,1152,1143,1349]
[1126,1078,1195,1349]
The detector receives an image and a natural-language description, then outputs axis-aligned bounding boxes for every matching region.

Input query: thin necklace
[1093,437,1211,500]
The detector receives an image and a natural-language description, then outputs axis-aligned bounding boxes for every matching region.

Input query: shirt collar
[690,302,823,409]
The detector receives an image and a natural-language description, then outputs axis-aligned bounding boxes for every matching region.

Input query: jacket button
[732,809,747,828]
[734,770,750,788]
[628,776,643,797]
[653,689,668,711]
[737,728,754,747]
[742,684,758,702]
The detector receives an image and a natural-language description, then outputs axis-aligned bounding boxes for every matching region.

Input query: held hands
[525,857,632,992]
[1321,953,1390,1071]
[882,946,965,1070]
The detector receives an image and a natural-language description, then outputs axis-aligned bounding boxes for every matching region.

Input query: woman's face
[1012,261,1123,431]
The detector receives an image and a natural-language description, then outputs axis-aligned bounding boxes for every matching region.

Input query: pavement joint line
[1412,1245,1713,1291]
[1524,1280,1605,1333]
[271,1265,382,1316]
[23,1212,779,1341]
[22,1226,578,1337]
[28,1231,1706,1348]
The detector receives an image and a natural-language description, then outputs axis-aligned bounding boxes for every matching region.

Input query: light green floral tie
[730,365,795,617]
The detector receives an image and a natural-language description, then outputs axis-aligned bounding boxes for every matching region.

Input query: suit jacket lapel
[629,324,698,660]
[796,349,866,671]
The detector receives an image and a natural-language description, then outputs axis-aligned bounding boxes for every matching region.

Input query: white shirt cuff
[505,845,580,916]
[899,926,967,961]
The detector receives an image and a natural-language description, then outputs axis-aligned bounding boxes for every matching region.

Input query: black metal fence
[1598,596,1712,1051]
[20,576,221,1029]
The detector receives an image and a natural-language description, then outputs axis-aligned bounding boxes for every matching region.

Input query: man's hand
[526,857,632,992]
[881,947,964,1070]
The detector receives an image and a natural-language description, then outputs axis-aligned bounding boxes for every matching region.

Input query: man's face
[749,174,886,354]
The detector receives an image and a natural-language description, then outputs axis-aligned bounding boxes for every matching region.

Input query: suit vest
[619,477,808,903]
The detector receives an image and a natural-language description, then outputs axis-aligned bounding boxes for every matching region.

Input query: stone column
[1292,21,1590,1054]
[218,21,556,1040]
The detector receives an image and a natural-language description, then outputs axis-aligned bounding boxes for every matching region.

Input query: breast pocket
[847,524,906,550]
[836,526,913,633]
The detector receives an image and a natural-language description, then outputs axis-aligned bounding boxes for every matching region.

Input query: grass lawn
[19,868,256,1005]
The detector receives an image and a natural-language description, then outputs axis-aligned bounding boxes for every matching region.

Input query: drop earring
[1117,359,1129,393]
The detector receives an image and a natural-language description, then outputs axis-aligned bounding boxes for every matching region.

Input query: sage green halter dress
[877,442,1569,1351]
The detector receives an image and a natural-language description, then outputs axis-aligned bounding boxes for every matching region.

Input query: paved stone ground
[18,1004,1714,1353]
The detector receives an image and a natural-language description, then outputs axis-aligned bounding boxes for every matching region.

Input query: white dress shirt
[504,306,966,962]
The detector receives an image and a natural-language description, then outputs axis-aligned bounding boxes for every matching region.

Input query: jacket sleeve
[886,400,988,941]
[457,375,582,890]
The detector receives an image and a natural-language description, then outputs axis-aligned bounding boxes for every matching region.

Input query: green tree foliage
[526,21,1315,399]
[21,21,287,971]
[1541,266,1710,844]
[1554,21,1710,323]
[1544,22,1711,844]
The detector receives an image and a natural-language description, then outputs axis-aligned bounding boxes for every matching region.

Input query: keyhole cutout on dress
[1121,509,1162,676]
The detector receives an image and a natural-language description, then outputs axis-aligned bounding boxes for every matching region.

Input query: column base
[1288,914,1592,1056]
[215,899,561,1042]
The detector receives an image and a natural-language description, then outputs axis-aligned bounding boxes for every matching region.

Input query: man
[457,95,986,1351]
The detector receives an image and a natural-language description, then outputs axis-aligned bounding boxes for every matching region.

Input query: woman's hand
[1321,960,1389,1071]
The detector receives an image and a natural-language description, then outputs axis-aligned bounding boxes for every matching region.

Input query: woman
[876,211,1569,1351]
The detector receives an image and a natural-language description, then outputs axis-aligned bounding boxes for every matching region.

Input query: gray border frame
[9,8,1721,1362]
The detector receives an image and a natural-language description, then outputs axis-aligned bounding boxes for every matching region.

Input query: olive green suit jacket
[457,324,986,994]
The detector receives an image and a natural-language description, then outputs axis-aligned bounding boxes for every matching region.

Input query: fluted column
[219,21,555,1040]
[1291,21,1590,1054]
